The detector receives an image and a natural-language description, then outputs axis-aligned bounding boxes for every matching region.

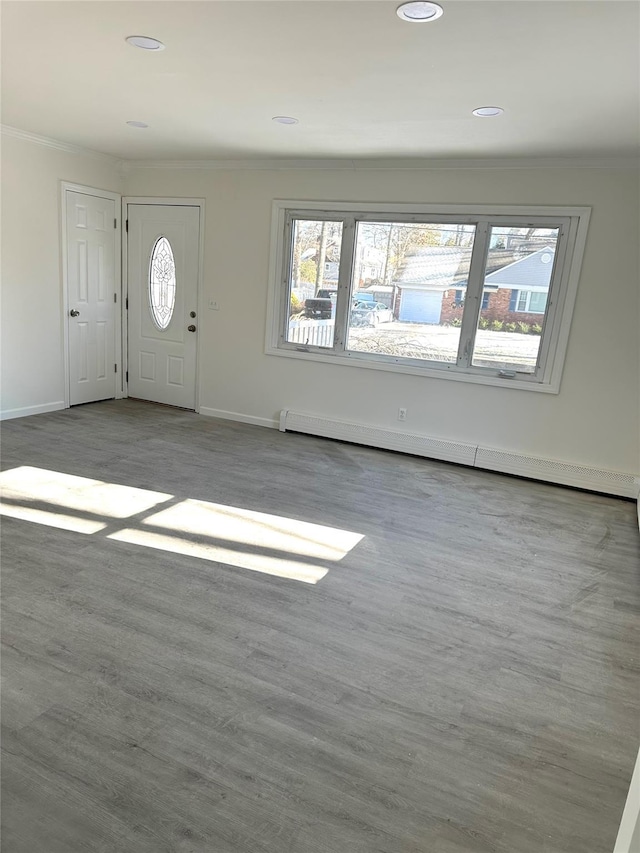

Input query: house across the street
[395,245,556,326]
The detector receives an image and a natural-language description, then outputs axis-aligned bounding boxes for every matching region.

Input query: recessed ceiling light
[396,2,444,23]
[126,120,149,128]
[272,116,299,125]
[472,106,504,117]
[126,35,165,51]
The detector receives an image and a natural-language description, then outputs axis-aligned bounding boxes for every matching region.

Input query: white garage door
[399,290,442,324]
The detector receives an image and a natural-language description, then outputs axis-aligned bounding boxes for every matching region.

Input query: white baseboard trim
[279,410,476,466]
[279,409,639,499]
[475,447,638,499]
[0,401,66,421]
[199,407,278,430]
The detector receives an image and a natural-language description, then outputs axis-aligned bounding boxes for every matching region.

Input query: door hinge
[114,363,117,373]
[125,219,129,233]
[125,296,129,309]
[126,371,129,382]
[114,218,117,229]
[114,293,117,303]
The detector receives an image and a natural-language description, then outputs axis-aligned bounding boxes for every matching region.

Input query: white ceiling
[2,1,639,162]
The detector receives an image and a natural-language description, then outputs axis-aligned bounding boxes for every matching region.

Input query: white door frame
[61,182,123,407]
[122,197,205,413]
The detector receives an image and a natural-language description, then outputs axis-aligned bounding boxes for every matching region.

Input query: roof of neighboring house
[394,245,556,292]
[484,247,556,289]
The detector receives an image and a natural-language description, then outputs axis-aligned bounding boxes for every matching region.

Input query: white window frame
[265,200,591,394]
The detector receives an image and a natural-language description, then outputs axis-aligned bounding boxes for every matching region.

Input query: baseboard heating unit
[279,409,639,499]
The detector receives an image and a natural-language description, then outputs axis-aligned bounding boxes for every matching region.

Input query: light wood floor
[1,400,638,853]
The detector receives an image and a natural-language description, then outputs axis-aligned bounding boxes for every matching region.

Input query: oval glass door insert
[148,236,176,330]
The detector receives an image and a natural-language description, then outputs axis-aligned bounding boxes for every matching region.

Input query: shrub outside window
[266,201,590,393]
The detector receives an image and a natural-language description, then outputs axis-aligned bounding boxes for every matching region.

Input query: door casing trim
[61,182,123,407]
[122,197,206,413]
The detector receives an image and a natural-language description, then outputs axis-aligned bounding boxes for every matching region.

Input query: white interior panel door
[67,191,116,405]
[127,205,199,409]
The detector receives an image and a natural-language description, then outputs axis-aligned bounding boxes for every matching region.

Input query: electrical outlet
[208,299,220,311]
[398,407,407,422]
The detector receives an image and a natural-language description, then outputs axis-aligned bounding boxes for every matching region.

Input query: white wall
[1,133,123,418]
[2,135,637,478]
[124,164,639,478]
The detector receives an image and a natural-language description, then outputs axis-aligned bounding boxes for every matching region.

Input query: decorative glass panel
[148,236,176,330]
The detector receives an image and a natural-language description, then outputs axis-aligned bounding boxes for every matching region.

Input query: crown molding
[122,155,640,172]
[2,125,637,172]
[1,124,124,168]
[122,158,360,172]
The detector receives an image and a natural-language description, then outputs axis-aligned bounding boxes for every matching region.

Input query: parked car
[350,306,375,327]
[304,289,335,319]
[353,291,376,305]
[350,301,394,327]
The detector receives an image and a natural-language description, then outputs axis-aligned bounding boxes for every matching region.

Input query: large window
[267,202,590,393]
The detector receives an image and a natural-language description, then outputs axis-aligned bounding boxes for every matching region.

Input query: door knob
[70,309,80,317]
[187,324,196,332]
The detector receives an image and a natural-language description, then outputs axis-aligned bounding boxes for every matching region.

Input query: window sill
[265,344,560,394]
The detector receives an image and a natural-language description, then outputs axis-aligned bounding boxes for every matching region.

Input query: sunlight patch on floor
[0,502,106,534]
[0,466,171,518]
[0,466,364,584]
[142,498,362,561]
[108,527,330,584]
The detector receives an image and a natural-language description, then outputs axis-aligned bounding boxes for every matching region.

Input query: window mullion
[279,214,294,346]
[457,221,490,368]
[332,217,355,353]
[535,219,571,380]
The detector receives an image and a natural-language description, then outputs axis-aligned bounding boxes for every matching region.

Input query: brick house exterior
[397,245,555,327]
[440,287,545,327]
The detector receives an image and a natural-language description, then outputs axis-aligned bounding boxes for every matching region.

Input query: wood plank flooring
[1,399,638,853]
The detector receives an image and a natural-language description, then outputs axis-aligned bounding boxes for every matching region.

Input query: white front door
[127,205,200,409]
[66,190,117,405]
